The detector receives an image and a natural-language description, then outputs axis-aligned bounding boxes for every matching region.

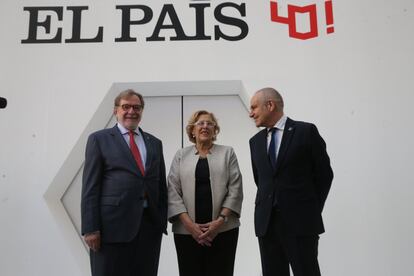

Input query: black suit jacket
[81,125,167,243]
[249,118,333,237]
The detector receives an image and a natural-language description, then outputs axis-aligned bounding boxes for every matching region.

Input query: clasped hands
[187,219,224,247]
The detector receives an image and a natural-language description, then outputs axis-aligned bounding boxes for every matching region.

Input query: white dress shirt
[117,123,147,168]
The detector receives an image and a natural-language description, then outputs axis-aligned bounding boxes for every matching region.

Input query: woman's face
[192,114,216,144]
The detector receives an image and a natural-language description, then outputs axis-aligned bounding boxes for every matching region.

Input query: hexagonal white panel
[44,80,256,275]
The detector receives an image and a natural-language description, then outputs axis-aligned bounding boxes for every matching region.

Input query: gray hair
[256,87,284,110]
[114,89,145,108]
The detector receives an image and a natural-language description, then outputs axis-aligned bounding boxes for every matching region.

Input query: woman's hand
[199,218,224,243]
[199,208,232,243]
[179,213,212,246]
[188,222,212,246]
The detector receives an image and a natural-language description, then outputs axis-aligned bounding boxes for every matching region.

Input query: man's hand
[84,232,101,252]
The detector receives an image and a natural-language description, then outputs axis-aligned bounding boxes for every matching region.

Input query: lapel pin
[288,127,293,131]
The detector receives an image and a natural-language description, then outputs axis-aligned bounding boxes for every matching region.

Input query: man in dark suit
[81,89,167,276]
[249,88,333,276]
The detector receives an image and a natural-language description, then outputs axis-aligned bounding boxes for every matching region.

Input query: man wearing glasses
[81,89,167,276]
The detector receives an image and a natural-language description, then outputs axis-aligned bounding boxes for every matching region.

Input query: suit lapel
[140,128,153,172]
[274,118,295,173]
[255,128,274,171]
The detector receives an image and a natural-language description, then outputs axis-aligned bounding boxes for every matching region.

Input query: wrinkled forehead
[197,114,213,121]
[119,95,141,104]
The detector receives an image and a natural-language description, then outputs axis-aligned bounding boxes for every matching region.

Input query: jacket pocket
[100,196,121,206]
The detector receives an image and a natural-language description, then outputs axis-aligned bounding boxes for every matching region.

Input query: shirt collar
[267,114,287,132]
[192,144,215,155]
[117,122,140,136]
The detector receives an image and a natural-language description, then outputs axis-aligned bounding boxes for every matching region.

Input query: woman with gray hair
[168,110,243,276]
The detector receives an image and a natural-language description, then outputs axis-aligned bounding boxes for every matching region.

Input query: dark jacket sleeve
[310,124,333,211]
[81,133,103,235]
[158,141,168,234]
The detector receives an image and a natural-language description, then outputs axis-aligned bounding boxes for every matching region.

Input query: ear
[269,100,278,112]
[266,101,273,112]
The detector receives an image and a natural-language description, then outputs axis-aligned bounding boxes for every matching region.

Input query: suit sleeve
[310,124,334,211]
[81,134,103,235]
[221,147,243,217]
[158,141,168,233]
[249,139,259,186]
[167,150,188,222]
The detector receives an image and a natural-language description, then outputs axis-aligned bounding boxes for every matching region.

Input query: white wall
[1,0,414,275]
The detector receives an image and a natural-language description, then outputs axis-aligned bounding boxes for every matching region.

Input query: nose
[249,110,254,118]
[126,107,135,114]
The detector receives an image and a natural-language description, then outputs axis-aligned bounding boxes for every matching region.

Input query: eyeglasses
[194,120,216,128]
[118,104,143,112]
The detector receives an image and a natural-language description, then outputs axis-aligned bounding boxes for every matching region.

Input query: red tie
[129,130,145,176]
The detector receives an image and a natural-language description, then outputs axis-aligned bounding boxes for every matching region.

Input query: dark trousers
[90,211,163,276]
[259,209,321,276]
[174,227,239,276]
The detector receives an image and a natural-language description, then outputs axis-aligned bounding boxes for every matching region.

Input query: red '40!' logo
[270,0,334,40]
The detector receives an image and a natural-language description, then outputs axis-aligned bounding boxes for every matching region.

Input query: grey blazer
[168,144,243,234]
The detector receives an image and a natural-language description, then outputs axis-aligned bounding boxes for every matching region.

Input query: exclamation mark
[325,0,334,34]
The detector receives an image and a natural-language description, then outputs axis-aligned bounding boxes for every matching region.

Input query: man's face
[249,93,271,128]
[114,95,143,130]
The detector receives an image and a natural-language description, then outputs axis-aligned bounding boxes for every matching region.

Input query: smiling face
[192,114,217,144]
[114,95,143,130]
